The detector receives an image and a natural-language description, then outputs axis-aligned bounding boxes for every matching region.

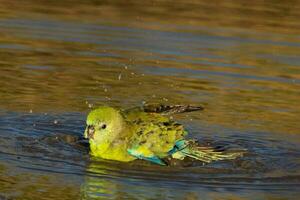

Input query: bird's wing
[124,104,204,115]
[126,112,187,165]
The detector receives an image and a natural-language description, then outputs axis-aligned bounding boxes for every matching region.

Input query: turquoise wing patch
[127,149,166,166]
[168,139,188,155]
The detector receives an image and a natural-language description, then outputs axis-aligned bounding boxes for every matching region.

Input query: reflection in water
[81,161,180,200]
[0,0,300,199]
[81,156,300,200]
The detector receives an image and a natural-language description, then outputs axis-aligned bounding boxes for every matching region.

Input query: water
[0,0,300,199]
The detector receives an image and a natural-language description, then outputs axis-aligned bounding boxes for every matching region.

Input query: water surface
[0,0,300,199]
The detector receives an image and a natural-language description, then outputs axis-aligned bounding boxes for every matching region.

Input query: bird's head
[84,106,126,144]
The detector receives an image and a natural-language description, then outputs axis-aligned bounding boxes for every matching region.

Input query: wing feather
[126,111,187,164]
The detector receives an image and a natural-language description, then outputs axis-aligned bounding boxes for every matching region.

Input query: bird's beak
[85,125,95,140]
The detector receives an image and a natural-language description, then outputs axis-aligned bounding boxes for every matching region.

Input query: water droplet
[104,88,108,92]
[54,120,58,124]
[88,104,93,108]
[29,109,33,113]
[118,73,122,80]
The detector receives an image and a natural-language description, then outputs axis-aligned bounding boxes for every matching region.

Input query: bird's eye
[101,124,107,129]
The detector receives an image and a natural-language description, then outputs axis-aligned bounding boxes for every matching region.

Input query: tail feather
[179,141,244,163]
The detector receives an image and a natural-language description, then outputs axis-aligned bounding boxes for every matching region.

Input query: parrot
[83,104,243,166]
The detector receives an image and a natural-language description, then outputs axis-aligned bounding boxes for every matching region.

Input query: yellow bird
[84,104,243,165]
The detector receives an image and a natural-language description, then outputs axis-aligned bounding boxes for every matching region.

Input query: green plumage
[126,110,186,159]
[84,104,243,166]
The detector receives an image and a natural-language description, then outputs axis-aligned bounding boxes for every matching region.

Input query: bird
[84,104,243,166]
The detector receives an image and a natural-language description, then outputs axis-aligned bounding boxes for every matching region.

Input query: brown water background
[0,1,300,199]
